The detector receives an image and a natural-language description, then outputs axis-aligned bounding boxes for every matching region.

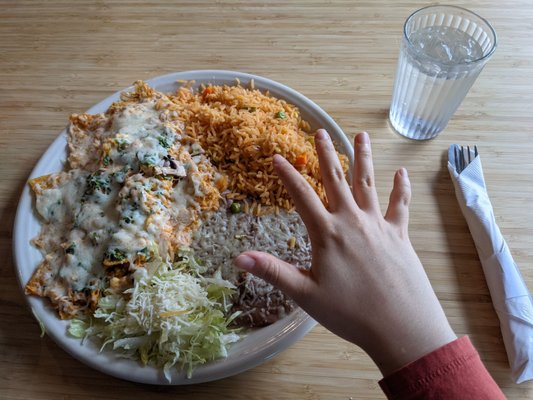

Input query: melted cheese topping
[26,93,221,319]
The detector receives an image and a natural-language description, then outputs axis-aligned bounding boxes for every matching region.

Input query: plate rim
[12,69,353,385]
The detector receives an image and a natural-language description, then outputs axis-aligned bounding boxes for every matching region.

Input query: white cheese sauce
[32,100,209,306]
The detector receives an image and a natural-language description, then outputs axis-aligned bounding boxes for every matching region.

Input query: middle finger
[352,132,380,213]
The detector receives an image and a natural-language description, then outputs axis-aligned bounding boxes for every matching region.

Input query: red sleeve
[379,336,506,399]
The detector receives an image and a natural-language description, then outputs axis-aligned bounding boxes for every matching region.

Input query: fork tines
[454,145,479,174]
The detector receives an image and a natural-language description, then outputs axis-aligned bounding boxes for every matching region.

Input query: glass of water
[389,5,497,140]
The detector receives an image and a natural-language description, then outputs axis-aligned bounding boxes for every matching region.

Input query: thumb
[234,251,309,299]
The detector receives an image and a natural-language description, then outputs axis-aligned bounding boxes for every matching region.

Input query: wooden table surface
[1,1,532,398]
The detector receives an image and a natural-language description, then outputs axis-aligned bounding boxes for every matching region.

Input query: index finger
[314,129,355,212]
[273,154,329,230]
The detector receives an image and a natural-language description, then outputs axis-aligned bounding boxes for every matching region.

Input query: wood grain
[1,1,532,398]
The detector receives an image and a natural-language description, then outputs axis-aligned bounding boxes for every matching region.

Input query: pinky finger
[384,168,411,232]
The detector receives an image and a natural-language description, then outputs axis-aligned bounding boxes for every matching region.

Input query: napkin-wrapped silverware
[448,144,533,383]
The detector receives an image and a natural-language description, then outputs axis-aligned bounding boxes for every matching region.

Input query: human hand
[234,130,456,376]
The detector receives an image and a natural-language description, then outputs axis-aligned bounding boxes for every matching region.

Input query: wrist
[365,315,457,377]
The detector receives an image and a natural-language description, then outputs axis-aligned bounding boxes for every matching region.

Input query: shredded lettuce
[32,307,47,338]
[68,249,241,381]
[67,318,88,338]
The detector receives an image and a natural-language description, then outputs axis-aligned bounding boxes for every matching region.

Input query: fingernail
[356,132,369,144]
[234,255,256,271]
[315,129,330,141]
[273,154,284,166]
[399,167,408,177]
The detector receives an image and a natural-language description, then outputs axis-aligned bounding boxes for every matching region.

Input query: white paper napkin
[447,144,533,383]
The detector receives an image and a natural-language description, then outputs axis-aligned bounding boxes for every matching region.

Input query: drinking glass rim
[403,5,498,66]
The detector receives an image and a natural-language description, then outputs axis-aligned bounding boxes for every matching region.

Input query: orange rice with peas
[167,82,348,214]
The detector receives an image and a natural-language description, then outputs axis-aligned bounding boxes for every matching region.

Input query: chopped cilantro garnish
[158,136,171,149]
[85,171,111,196]
[114,138,128,151]
[104,248,127,262]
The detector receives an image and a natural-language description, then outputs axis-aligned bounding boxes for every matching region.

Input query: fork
[454,145,479,174]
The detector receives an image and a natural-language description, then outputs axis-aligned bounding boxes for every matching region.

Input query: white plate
[13,70,354,385]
